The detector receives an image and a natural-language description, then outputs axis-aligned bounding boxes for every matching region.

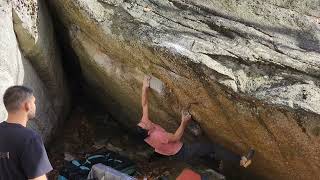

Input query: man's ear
[24,101,30,112]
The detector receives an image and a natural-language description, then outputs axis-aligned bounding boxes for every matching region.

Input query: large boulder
[0,0,69,141]
[49,0,320,179]
[12,0,70,127]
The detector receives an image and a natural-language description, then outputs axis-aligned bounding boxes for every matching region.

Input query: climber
[0,86,52,180]
[137,76,254,168]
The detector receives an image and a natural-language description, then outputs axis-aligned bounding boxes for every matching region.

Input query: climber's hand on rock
[143,76,151,89]
[181,111,192,125]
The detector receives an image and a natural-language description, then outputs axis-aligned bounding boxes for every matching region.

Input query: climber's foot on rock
[240,149,255,168]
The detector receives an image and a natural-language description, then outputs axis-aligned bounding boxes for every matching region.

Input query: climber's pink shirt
[138,121,183,156]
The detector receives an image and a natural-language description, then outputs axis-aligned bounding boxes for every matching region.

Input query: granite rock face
[49,0,320,179]
[0,0,70,141]
[12,0,70,130]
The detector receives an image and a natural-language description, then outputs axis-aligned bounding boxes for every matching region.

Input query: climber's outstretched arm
[141,76,151,121]
[167,112,192,142]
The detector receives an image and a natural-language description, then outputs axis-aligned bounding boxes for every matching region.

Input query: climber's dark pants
[173,143,241,163]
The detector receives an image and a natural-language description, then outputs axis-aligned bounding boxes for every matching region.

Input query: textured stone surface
[0,0,69,141]
[12,0,70,124]
[49,0,320,179]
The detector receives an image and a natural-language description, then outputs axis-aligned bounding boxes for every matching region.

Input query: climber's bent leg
[174,142,241,164]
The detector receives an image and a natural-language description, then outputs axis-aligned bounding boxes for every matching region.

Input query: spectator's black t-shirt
[0,121,52,180]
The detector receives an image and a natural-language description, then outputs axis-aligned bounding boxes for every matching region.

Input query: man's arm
[29,175,47,180]
[167,113,192,142]
[21,135,53,180]
[141,76,151,121]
